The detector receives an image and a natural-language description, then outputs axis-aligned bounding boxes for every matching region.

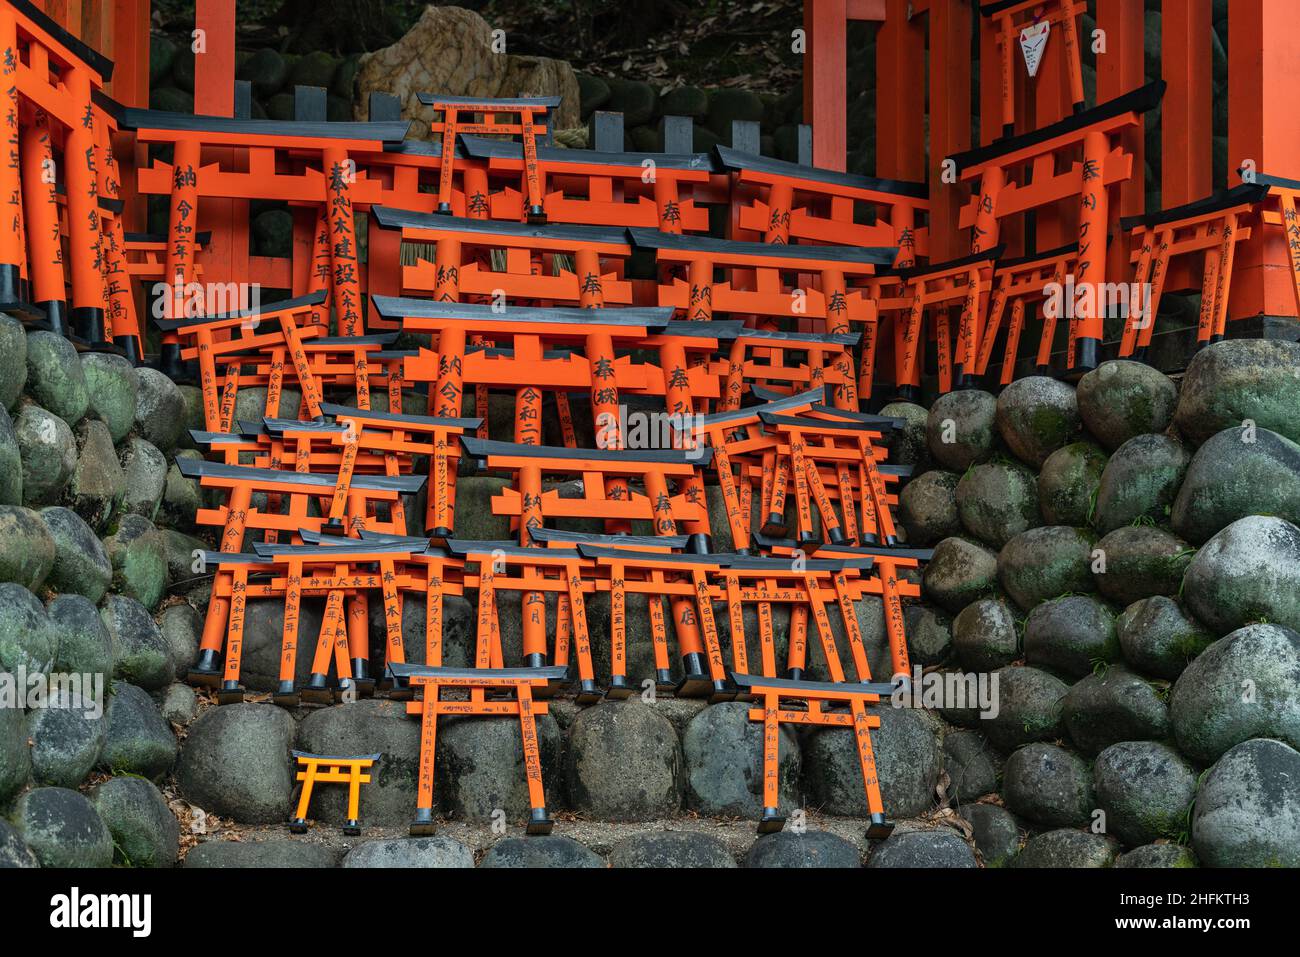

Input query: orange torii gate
[948,82,1164,377]
[975,243,1079,385]
[459,134,715,232]
[716,145,927,263]
[981,0,1087,140]
[1117,184,1266,360]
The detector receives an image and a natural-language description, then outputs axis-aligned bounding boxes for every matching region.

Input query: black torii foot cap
[526,808,554,836]
[288,818,308,834]
[865,813,894,840]
[758,808,785,834]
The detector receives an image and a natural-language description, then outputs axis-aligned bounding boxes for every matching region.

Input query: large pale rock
[176,703,296,824]
[1171,426,1300,544]
[355,6,580,134]
[1173,339,1300,447]
[1169,623,1300,762]
[1191,738,1300,868]
[1180,516,1300,636]
[14,404,76,506]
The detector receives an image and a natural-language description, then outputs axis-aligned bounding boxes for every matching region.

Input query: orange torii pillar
[802,0,886,171]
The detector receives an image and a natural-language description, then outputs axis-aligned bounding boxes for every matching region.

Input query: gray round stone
[342,836,474,868]
[1180,516,1300,636]
[99,681,177,780]
[184,839,342,868]
[951,597,1019,672]
[1171,426,1300,544]
[1191,738,1300,868]
[1062,665,1170,757]
[0,404,20,505]
[80,353,139,444]
[26,688,105,787]
[0,505,56,590]
[157,602,200,677]
[1170,623,1300,762]
[25,330,89,426]
[1117,596,1214,680]
[67,419,124,529]
[1002,742,1094,827]
[804,706,941,819]
[48,593,113,678]
[1093,525,1191,607]
[1173,339,1300,447]
[12,786,113,867]
[1093,434,1190,533]
[118,437,167,520]
[899,469,960,546]
[103,514,169,610]
[565,700,684,821]
[744,830,861,868]
[435,712,564,824]
[0,313,26,410]
[155,682,198,725]
[926,390,998,471]
[995,376,1080,467]
[1115,843,1198,868]
[176,703,296,824]
[1012,829,1118,867]
[944,730,1000,802]
[961,803,1021,866]
[15,404,76,506]
[296,699,421,826]
[904,602,952,666]
[1037,441,1107,526]
[922,536,999,614]
[1077,360,1177,451]
[998,525,1095,611]
[1024,595,1119,679]
[868,827,977,868]
[90,774,179,867]
[0,818,38,867]
[609,831,737,868]
[479,836,605,869]
[0,581,56,675]
[39,506,112,602]
[955,460,1040,549]
[983,665,1070,752]
[683,700,799,818]
[100,593,174,690]
[132,367,186,454]
[236,595,324,692]
[879,401,933,473]
[0,704,30,804]
[1094,740,1197,847]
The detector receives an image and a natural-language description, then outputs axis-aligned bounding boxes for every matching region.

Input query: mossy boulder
[1002,743,1094,827]
[1117,595,1214,680]
[1180,516,1300,636]
[80,353,139,444]
[102,514,169,610]
[67,419,124,529]
[951,597,1019,671]
[955,460,1040,548]
[1170,426,1300,545]
[898,469,960,546]
[997,525,1095,611]
[1061,664,1170,757]
[983,665,1070,752]
[879,401,931,473]
[926,390,998,471]
[1094,741,1197,846]
[39,506,112,602]
[0,505,56,591]
[660,85,709,118]
[1093,525,1192,607]
[1037,441,1107,526]
[1024,595,1119,679]
[1191,738,1300,868]
[25,330,89,426]
[1012,829,1119,867]
[995,376,1080,467]
[1093,434,1189,533]
[14,404,76,506]
[0,405,19,505]
[922,536,998,614]
[1169,622,1300,762]
[0,313,24,410]
[1173,339,1300,447]
[1077,360,1177,450]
